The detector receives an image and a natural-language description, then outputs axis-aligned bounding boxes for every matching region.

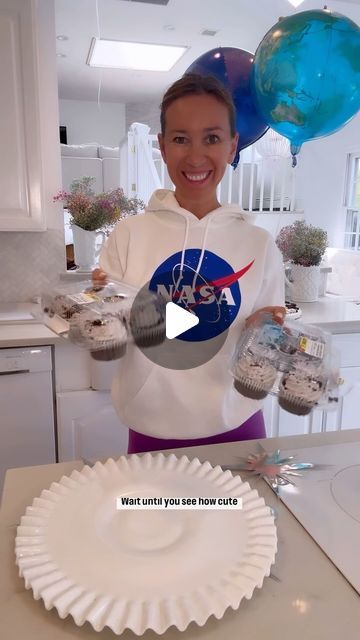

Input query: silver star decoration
[224,444,326,495]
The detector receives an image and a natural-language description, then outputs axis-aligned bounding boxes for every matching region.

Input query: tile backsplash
[0,229,66,302]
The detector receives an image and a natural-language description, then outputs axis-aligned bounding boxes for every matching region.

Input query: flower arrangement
[276,220,328,267]
[54,176,144,232]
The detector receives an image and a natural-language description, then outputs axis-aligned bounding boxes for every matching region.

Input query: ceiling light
[201,29,218,36]
[56,53,67,58]
[56,35,68,41]
[87,38,188,71]
[287,0,305,7]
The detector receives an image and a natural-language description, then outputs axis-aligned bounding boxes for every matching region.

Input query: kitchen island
[1,429,360,639]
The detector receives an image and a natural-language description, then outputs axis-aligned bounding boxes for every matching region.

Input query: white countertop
[0,303,60,348]
[0,295,359,350]
[1,430,360,640]
[0,323,60,348]
[296,295,360,333]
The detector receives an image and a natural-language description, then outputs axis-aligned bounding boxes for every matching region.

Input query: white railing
[124,123,161,205]
[124,122,299,213]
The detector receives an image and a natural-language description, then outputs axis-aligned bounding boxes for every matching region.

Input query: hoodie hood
[147,189,253,226]
[147,189,255,290]
[146,189,251,290]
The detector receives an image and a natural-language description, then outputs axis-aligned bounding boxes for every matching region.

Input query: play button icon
[165,302,199,340]
[130,273,230,370]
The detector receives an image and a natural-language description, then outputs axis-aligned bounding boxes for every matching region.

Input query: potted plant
[54,177,144,271]
[276,220,328,302]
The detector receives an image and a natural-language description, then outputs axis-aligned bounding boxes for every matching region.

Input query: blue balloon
[253,10,360,165]
[186,47,268,168]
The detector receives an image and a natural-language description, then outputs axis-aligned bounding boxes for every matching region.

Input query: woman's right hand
[92,268,108,288]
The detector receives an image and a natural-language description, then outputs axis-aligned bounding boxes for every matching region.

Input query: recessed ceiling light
[201,29,218,36]
[87,38,188,71]
[163,25,175,31]
[287,0,305,6]
[56,35,69,41]
[56,53,67,58]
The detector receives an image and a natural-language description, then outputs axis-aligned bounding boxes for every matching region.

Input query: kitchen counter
[296,295,360,333]
[1,295,359,351]
[0,303,60,348]
[1,429,360,639]
[0,323,61,348]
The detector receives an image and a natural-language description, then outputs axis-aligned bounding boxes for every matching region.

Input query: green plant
[276,220,328,267]
[54,177,144,232]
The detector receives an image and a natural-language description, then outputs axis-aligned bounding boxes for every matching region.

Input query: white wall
[295,113,360,248]
[126,99,161,134]
[59,99,126,146]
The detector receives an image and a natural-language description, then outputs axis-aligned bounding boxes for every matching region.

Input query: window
[344,153,360,250]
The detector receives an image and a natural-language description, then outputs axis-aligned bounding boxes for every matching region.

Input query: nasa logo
[149,249,254,342]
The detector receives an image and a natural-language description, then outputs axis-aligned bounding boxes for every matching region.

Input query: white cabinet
[0,0,60,231]
[321,367,360,432]
[264,333,360,438]
[0,347,56,494]
[264,395,322,438]
[56,390,128,462]
[325,333,360,431]
[338,367,360,429]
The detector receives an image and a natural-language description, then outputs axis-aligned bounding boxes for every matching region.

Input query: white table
[1,430,360,639]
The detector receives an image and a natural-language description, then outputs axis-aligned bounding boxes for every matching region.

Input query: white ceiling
[55,0,360,104]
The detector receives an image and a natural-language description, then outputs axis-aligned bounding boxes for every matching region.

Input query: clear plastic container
[41,280,166,359]
[230,314,339,415]
[42,281,131,360]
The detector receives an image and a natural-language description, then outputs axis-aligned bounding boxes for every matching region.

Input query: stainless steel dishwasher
[0,346,56,497]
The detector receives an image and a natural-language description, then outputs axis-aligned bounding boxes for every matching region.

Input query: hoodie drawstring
[174,216,190,294]
[174,215,212,295]
[191,216,212,291]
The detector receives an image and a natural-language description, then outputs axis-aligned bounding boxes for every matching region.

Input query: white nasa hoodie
[100,189,284,439]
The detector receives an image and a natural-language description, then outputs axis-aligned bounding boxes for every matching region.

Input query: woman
[94,74,285,453]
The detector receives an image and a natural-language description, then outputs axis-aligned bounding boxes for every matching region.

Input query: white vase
[287,264,321,302]
[71,225,106,272]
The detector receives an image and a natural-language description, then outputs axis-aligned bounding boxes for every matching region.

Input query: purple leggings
[127,411,266,454]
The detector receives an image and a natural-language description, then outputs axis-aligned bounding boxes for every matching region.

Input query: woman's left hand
[245,305,286,328]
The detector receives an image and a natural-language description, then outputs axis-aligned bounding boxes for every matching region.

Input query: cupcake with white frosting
[232,355,277,400]
[278,370,323,415]
[76,311,128,361]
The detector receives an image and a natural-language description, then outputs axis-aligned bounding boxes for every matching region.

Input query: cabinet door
[263,394,323,438]
[340,367,360,429]
[322,367,360,432]
[0,0,46,230]
[56,390,128,462]
[278,403,323,437]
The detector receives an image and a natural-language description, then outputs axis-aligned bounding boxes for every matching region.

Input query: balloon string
[95,0,102,111]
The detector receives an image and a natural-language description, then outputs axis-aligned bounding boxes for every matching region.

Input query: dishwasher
[0,346,56,496]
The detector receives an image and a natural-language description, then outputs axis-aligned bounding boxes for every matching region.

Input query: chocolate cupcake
[232,355,277,400]
[77,311,128,361]
[278,371,323,415]
[129,293,166,348]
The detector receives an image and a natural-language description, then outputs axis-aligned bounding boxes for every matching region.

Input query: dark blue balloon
[253,10,360,165]
[186,47,268,168]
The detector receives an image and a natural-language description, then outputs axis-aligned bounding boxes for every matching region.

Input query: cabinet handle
[0,369,30,376]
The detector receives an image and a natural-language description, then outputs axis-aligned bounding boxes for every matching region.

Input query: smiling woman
[158,74,238,219]
[96,73,286,453]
